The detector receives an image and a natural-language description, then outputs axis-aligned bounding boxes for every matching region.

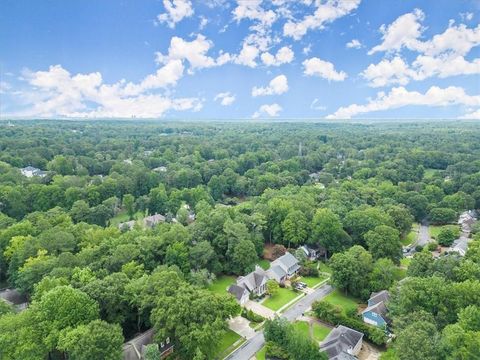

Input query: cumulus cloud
[232,0,277,27]
[18,64,201,118]
[157,0,194,28]
[214,92,236,106]
[303,57,347,81]
[284,0,361,40]
[326,86,480,119]
[368,8,425,54]
[234,43,260,67]
[363,21,480,87]
[252,75,288,96]
[261,46,294,66]
[252,103,282,118]
[155,34,231,72]
[461,108,480,119]
[346,39,362,49]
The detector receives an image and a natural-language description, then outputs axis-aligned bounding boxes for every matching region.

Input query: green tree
[437,226,459,246]
[370,258,396,292]
[407,251,434,277]
[395,321,440,360]
[266,279,280,296]
[58,320,124,360]
[123,194,135,220]
[311,208,351,255]
[365,225,402,263]
[282,210,309,248]
[232,239,258,274]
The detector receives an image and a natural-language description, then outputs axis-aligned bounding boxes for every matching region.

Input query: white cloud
[283,0,361,40]
[252,103,282,118]
[232,0,277,27]
[199,16,209,30]
[310,98,326,111]
[214,92,236,106]
[234,43,260,67]
[346,39,362,49]
[418,23,480,56]
[303,57,347,81]
[368,8,425,54]
[326,86,480,119]
[461,108,480,119]
[261,46,294,66]
[157,0,194,28]
[18,64,201,118]
[0,81,11,94]
[361,56,417,87]
[252,75,288,96]
[303,44,312,55]
[460,12,474,22]
[155,34,231,72]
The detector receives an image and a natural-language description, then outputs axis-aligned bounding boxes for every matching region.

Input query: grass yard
[318,262,332,274]
[256,346,267,360]
[301,274,328,288]
[323,289,359,315]
[208,275,236,296]
[258,259,270,270]
[213,329,241,359]
[263,287,301,311]
[109,210,145,226]
[403,223,419,246]
[400,257,411,268]
[429,225,443,239]
[312,323,331,342]
[424,168,439,179]
[292,321,331,343]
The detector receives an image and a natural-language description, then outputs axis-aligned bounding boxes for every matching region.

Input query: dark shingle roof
[228,284,248,301]
[320,325,363,360]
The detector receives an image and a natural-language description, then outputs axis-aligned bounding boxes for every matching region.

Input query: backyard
[208,275,236,296]
[262,287,302,311]
[323,289,359,315]
[292,321,331,343]
[109,210,145,226]
[300,274,328,288]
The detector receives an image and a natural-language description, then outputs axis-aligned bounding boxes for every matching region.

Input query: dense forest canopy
[0,120,480,360]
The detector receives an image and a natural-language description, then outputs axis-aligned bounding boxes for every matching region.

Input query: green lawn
[213,329,241,359]
[318,262,332,274]
[301,274,328,288]
[313,323,331,342]
[256,346,266,360]
[109,210,144,226]
[429,225,443,239]
[403,223,419,246]
[258,259,270,270]
[424,168,439,179]
[208,275,236,296]
[292,321,331,343]
[400,257,411,268]
[263,287,301,311]
[323,289,359,315]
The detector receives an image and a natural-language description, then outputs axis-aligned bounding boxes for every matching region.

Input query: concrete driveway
[228,316,256,340]
[244,300,276,319]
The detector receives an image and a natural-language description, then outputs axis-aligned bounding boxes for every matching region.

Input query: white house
[20,166,47,178]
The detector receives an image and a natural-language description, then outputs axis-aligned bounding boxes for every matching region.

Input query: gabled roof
[368,290,389,306]
[267,264,287,280]
[237,268,267,291]
[228,284,248,301]
[272,252,299,271]
[320,325,363,360]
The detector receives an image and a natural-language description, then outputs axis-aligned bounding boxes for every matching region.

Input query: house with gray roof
[118,220,136,231]
[20,166,47,178]
[228,284,249,305]
[320,325,364,360]
[236,266,268,297]
[143,214,166,228]
[269,252,300,280]
[123,329,173,360]
[362,290,390,328]
[0,288,28,311]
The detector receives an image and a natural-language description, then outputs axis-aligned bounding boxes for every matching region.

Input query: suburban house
[236,266,268,297]
[143,214,166,228]
[123,329,173,360]
[20,166,47,178]
[266,263,288,284]
[299,244,326,260]
[118,220,136,231]
[458,210,476,233]
[227,284,250,305]
[270,252,300,279]
[449,239,468,256]
[320,325,364,360]
[0,288,28,311]
[362,290,390,328]
[153,166,167,172]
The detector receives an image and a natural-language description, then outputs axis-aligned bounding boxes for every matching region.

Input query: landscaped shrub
[265,341,289,360]
[299,261,319,277]
[241,308,264,323]
[312,300,387,346]
[437,226,460,246]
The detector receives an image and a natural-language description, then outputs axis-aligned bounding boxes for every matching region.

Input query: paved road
[224,284,333,360]
[416,221,431,247]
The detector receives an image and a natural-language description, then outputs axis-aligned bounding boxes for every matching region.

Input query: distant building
[20,166,47,178]
[362,290,390,328]
[144,214,166,228]
[299,244,326,260]
[153,166,167,172]
[123,329,173,360]
[0,288,28,311]
[118,220,136,231]
[123,159,133,165]
[320,325,364,360]
[458,210,476,233]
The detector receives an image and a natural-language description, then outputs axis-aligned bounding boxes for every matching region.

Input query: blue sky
[1,0,479,120]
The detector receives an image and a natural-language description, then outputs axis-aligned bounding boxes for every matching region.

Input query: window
[166,337,170,344]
